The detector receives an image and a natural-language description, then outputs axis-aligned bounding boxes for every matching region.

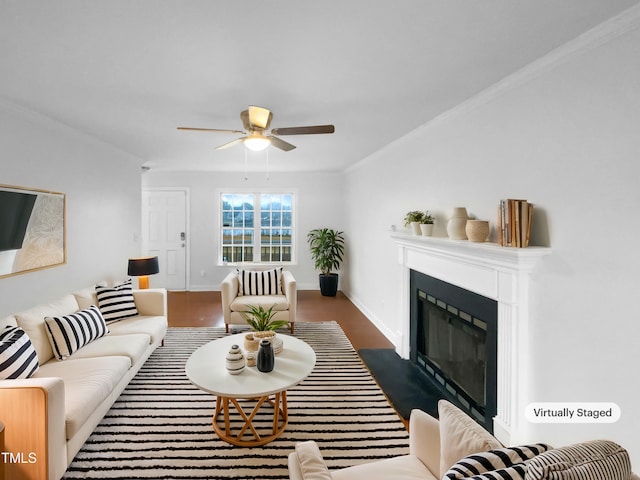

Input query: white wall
[344,15,640,466]
[141,170,345,291]
[0,101,143,316]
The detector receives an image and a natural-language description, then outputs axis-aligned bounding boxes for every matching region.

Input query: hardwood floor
[168,290,394,351]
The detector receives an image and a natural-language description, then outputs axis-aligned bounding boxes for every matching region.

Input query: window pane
[282,229,292,244]
[282,211,292,227]
[222,212,232,227]
[281,194,292,211]
[271,211,281,227]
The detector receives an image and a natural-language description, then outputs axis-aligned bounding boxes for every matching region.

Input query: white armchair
[288,409,441,480]
[221,268,297,334]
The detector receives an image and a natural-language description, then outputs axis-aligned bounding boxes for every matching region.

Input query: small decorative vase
[245,351,257,367]
[410,221,421,235]
[225,344,245,375]
[465,220,490,242]
[244,333,259,352]
[257,339,275,372]
[419,224,434,236]
[447,207,468,240]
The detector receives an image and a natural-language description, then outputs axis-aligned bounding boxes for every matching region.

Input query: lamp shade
[127,256,159,276]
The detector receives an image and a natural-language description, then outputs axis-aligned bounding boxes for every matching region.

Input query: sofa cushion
[237,267,283,296]
[231,295,289,312]
[526,440,631,480]
[438,400,503,475]
[14,293,80,364]
[73,287,99,310]
[35,355,131,439]
[107,315,167,346]
[443,444,551,479]
[95,279,139,322]
[0,325,39,379]
[45,305,109,360]
[63,333,151,365]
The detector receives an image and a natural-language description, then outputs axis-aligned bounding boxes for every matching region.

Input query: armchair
[221,267,297,334]
[288,408,440,480]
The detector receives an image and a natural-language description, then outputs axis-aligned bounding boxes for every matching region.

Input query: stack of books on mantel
[498,199,533,248]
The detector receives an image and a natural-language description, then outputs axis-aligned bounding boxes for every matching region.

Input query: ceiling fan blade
[215,138,245,150]
[268,135,296,152]
[177,127,245,134]
[248,106,273,130]
[271,125,335,136]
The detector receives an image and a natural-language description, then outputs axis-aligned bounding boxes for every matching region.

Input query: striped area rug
[63,322,409,479]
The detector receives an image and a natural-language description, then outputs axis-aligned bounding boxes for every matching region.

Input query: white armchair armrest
[288,441,333,480]
[409,408,441,477]
[221,271,239,324]
[282,270,297,319]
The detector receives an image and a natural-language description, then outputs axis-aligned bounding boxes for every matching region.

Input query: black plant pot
[319,273,339,297]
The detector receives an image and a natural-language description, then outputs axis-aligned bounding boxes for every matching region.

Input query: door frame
[142,187,191,291]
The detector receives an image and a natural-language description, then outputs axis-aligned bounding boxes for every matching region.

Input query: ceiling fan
[177,105,335,152]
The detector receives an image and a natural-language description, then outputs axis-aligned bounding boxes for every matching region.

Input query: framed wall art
[0,184,66,278]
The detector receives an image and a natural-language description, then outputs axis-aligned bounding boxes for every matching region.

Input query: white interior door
[142,189,188,290]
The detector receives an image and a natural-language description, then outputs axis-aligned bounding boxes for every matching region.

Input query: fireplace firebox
[410,269,497,431]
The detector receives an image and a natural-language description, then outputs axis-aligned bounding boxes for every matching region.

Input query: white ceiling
[1,1,638,173]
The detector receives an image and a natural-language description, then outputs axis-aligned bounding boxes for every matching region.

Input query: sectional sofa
[0,285,167,480]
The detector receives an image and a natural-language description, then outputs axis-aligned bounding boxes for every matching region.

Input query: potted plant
[242,305,289,352]
[404,210,424,235]
[307,228,345,296]
[420,211,435,236]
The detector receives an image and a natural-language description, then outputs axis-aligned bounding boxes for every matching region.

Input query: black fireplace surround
[410,269,497,431]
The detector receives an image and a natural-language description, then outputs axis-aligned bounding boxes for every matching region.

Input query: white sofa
[289,402,639,480]
[0,286,167,480]
[221,268,297,333]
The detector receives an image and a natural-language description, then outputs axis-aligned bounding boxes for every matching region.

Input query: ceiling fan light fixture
[243,134,271,152]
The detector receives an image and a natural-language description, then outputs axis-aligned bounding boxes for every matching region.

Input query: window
[220,192,294,264]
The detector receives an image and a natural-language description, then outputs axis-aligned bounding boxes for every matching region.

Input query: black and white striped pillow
[95,279,138,322]
[0,326,39,379]
[237,267,283,296]
[443,444,552,480]
[44,305,109,360]
[526,440,631,480]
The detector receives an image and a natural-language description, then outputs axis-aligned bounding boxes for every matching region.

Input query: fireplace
[410,270,497,431]
[392,232,550,445]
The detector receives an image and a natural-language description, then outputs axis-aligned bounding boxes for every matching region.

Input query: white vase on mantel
[410,221,422,236]
[419,224,434,236]
[447,207,468,240]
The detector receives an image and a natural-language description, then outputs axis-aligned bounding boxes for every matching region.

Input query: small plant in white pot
[420,211,435,236]
[404,211,424,235]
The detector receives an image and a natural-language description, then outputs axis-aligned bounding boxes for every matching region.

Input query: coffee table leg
[212,391,289,447]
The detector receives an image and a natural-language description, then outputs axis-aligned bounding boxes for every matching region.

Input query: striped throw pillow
[526,440,631,480]
[444,444,552,480]
[45,305,109,360]
[95,279,138,322]
[237,267,283,296]
[0,326,39,379]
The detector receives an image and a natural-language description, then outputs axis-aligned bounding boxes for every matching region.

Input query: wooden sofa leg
[226,324,229,333]
[290,323,294,334]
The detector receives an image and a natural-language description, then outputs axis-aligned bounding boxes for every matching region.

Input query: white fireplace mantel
[392,232,551,445]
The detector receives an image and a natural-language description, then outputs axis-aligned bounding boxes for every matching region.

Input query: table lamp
[127,256,159,289]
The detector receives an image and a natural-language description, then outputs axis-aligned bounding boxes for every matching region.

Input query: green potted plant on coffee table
[307,228,345,296]
[242,305,289,351]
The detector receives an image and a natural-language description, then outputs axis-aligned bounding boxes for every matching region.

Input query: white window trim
[216,188,298,267]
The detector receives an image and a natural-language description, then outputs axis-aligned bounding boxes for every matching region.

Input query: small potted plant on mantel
[420,211,435,236]
[404,210,425,235]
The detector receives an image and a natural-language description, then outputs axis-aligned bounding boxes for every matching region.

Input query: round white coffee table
[186,333,316,446]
